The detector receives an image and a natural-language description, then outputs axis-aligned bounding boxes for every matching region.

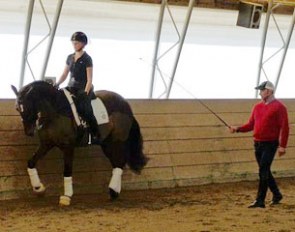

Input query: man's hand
[278,147,286,157]
[229,126,239,133]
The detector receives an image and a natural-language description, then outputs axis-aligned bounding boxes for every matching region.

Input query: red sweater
[239,99,289,148]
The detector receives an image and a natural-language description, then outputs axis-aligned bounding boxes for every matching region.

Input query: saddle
[62,88,109,146]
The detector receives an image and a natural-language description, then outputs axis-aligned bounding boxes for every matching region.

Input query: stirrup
[88,131,100,145]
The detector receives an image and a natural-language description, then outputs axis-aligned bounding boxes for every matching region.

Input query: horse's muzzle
[26,130,35,137]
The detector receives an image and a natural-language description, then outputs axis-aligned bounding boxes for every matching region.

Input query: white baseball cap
[255,81,275,91]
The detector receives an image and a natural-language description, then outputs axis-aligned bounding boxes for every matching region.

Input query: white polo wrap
[108,168,123,193]
[64,177,73,197]
[27,168,41,188]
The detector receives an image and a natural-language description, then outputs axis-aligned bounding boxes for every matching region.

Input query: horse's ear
[11,85,18,96]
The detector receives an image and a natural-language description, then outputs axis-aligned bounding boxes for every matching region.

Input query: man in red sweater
[230,81,289,208]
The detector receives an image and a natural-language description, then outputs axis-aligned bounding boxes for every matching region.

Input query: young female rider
[56,31,99,140]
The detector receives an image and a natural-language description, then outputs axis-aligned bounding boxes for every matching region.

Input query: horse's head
[11,84,39,136]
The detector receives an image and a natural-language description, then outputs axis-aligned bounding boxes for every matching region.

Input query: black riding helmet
[71,31,88,45]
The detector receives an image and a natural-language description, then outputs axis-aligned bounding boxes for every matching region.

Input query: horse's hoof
[109,188,119,201]
[59,195,71,206]
[33,183,46,197]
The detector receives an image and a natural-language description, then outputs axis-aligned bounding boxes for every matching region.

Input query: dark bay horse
[11,81,148,206]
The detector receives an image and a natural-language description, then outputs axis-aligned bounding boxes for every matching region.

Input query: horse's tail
[127,117,148,174]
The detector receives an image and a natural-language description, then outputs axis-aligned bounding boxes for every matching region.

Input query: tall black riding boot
[75,90,100,144]
[88,118,101,144]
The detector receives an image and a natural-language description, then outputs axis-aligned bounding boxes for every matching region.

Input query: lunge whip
[196,99,230,129]
[140,58,231,128]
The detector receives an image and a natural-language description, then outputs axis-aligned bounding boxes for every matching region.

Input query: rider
[56,31,99,141]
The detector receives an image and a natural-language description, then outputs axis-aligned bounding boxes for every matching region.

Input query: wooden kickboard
[1,99,295,200]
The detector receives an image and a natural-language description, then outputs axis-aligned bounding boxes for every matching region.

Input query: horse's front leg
[59,146,74,206]
[109,167,123,200]
[27,144,53,196]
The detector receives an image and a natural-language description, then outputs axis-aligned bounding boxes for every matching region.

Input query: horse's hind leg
[101,141,128,200]
[27,144,53,196]
[59,146,74,206]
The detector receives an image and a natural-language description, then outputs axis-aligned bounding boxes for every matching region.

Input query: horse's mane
[19,81,73,119]
[19,81,58,100]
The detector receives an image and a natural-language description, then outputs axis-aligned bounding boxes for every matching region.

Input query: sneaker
[248,200,265,208]
[270,194,283,206]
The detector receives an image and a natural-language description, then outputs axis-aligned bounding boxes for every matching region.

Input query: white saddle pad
[91,98,109,125]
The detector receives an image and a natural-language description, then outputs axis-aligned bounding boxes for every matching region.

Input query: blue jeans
[254,141,281,202]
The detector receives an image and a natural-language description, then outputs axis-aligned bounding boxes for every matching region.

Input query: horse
[11,80,148,206]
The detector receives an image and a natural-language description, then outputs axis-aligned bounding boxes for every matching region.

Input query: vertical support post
[40,0,64,80]
[165,0,195,99]
[274,8,295,91]
[255,0,273,98]
[149,0,166,98]
[19,0,35,89]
